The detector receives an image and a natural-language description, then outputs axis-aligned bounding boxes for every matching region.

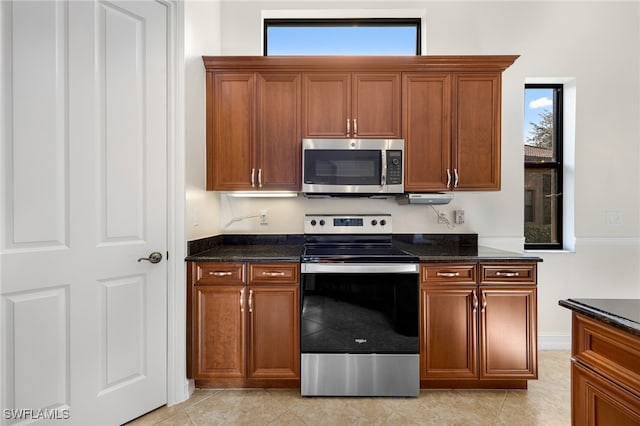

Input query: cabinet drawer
[573,313,640,397]
[421,264,477,285]
[194,262,245,285]
[249,263,299,285]
[480,264,536,284]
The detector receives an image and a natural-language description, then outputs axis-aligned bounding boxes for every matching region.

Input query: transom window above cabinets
[264,18,421,56]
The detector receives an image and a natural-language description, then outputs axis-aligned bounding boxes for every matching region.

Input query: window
[264,19,421,56]
[524,84,563,250]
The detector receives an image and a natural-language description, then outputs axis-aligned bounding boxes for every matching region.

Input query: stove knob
[319,219,326,226]
[310,219,317,226]
[380,219,387,226]
[371,219,378,226]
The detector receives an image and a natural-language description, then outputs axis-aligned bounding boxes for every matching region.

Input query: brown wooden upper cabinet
[202,56,518,192]
[206,72,301,191]
[302,73,401,139]
[403,72,502,191]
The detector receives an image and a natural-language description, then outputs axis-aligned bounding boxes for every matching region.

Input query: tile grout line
[492,390,509,426]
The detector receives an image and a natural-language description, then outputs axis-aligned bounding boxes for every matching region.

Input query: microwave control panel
[386,151,403,184]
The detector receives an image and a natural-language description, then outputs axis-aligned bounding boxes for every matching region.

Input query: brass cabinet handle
[436,271,460,278]
[250,168,255,188]
[481,292,487,313]
[454,168,459,188]
[258,169,263,188]
[446,169,451,188]
[353,118,358,137]
[263,271,285,277]
[209,271,232,276]
[240,288,245,312]
[346,118,351,136]
[472,290,478,312]
[495,271,519,277]
[248,289,253,313]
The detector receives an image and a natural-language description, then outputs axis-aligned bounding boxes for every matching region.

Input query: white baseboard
[539,333,571,351]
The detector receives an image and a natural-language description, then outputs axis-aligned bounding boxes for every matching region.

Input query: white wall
[185,0,222,241]
[186,1,640,348]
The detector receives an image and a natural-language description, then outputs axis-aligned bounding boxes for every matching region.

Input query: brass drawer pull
[262,271,285,277]
[495,271,519,277]
[209,271,233,277]
[436,272,460,278]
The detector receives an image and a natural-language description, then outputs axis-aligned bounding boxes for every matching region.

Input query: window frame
[263,18,422,56]
[524,83,564,251]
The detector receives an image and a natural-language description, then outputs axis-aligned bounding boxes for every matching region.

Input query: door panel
[353,73,401,138]
[100,0,149,242]
[480,288,537,379]
[256,73,301,190]
[247,285,300,380]
[194,286,245,380]
[3,288,69,416]
[403,74,451,192]
[210,73,255,190]
[302,73,350,138]
[1,1,168,424]
[421,287,477,379]
[100,276,146,389]
[453,73,501,190]
[3,0,68,249]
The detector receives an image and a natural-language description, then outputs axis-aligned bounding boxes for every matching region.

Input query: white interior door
[1,1,169,424]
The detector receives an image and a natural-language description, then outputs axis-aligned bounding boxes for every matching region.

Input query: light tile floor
[127,351,570,426]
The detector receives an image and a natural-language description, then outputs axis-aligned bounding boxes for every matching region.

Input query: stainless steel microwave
[302,138,404,196]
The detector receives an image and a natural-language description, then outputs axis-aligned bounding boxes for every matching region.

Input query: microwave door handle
[381,151,387,188]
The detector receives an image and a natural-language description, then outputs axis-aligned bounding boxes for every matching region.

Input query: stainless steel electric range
[300,214,420,397]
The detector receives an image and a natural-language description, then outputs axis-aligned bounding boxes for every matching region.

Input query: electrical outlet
[605,210,622,225]
[192,208,199,227]
[454,210,465,224]
[259,210,268,225]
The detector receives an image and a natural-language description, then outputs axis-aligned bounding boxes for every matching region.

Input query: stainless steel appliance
[302,139,404,196]
[300,214,419,397]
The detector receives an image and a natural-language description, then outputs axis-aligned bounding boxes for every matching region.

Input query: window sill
[525,249,575,254]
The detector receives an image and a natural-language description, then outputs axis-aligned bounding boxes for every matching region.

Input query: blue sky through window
[266,26,418,55]
[524,88,553,144]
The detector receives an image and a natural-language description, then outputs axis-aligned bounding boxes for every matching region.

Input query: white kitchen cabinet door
[1,1,169,424]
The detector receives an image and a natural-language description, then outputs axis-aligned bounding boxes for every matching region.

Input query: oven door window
[303,150,381,185]
[301,273,418,354]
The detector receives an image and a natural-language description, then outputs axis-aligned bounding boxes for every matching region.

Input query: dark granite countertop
[186,233,542,263]
[559,298,640,337]
[186,234,305,262]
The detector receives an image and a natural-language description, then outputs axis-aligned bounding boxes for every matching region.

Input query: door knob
[138,252,163,264]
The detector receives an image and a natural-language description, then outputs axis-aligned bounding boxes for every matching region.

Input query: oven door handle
[301,263,419,274]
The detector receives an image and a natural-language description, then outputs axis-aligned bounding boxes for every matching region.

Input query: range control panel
[304,214,392,234]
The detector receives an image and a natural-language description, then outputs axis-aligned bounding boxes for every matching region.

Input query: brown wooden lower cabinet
[569,313,640,425]
[187,261,300,388]
[572,361,640,425]
[420,262,538,389]
[188,259,538,390]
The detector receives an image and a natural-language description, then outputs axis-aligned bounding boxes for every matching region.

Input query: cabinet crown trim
[202,55,519,73]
